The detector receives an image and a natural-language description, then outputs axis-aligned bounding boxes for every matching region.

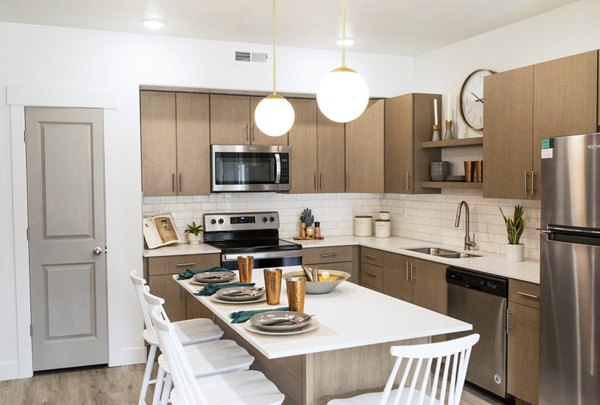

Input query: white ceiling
[0,0,579,56]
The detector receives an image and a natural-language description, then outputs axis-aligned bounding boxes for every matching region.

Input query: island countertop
[176,266,471,360]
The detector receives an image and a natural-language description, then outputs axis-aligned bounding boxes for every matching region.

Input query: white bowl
[283,270,351,294]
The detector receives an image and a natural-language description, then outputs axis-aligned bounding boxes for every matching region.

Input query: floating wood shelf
[421,181,483,189]
[421,137,483,149]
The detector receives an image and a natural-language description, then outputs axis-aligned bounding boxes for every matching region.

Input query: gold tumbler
[475,160,483,183]
[286,277,306,312]
[263,268,282,305]
[464,161,473,182]
[237,256,254,283]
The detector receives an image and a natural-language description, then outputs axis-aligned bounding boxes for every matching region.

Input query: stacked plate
[212,286,266,304]
[245,311,317,336]
[191,271,236,285]
[430,161,450,181]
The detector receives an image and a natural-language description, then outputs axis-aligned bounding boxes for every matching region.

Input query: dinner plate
[214,287,266,302]
[190,271,236,285]
[210,295,267,305]
[244,318,318,336]
[250,311,312,332]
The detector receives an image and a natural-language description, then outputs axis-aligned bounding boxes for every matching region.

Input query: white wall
[0,21,411,380]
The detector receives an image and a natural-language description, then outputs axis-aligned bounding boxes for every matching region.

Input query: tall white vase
[506,244,524,262]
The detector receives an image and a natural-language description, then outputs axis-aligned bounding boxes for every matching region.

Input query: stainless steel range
[203,212,302,270]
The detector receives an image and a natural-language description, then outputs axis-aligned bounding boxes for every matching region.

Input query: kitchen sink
[407,247,480,259]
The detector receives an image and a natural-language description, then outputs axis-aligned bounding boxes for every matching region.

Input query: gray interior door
[26,107,108,371]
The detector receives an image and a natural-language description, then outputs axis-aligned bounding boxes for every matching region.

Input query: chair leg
[139,345,158,405]
[152,366,166,405]
[160,374,172,405]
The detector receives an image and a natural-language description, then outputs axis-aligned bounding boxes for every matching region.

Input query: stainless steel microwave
[211,145,291,192]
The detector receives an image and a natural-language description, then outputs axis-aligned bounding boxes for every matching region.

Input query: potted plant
[185,221,203,245]
[499,205,525,262]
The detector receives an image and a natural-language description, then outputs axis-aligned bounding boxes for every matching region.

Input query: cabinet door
[176,93,210,195]
[210,95,250,145]
[533,50,598,199]
[483,66,534,199]
[411,258,447,315]
[141,91,177,196]
[186,295,215,320]
[385,95,413,193]
[249,96,289,146]
[317,110,346,193]
[382,253,412,302]
[289,98,318,193]
[508,302,540,405]
[345,100,384,193]
[148,274,187,321]
[412,94,441,194]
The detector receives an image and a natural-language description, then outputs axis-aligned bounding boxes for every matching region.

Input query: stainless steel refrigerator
[540,132,600,404]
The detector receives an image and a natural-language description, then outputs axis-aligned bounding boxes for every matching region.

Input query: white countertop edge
[143,243,221,257]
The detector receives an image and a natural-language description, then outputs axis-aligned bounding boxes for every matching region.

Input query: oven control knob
[262,217,268,223]
[210,219,217,225]
[269,216,275,222]
[218,218,224,225]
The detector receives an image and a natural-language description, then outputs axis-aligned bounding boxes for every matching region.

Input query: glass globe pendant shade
[254,94,295,137]
[317,67,369,123]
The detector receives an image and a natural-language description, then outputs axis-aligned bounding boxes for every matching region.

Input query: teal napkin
[177,267,231,280]
[194,282,255,297]
[230,306,289,324]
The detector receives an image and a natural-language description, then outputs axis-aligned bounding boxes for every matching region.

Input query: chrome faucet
[455,201,476,250]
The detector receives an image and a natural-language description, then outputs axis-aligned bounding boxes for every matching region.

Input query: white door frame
[7,85,118,378]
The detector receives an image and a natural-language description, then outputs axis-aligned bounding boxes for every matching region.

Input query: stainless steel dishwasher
[447,267,508,399]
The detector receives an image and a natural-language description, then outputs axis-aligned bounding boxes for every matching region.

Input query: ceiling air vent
[234,51,269,63]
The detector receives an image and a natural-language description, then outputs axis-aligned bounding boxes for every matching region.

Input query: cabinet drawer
[147,254,220,276]
[509,279,540,309]
[360,247,384,267]
[360,263,383,290]
[303,246,353,264]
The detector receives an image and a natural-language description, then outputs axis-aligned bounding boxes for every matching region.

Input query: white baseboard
[109,346,147,367]
[0,360,21,382]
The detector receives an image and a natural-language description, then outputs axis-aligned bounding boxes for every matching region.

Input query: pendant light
[316,0,369,123]
[254,0,295,137]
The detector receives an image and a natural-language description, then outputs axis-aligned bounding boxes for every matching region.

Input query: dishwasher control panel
[446,267,508,297]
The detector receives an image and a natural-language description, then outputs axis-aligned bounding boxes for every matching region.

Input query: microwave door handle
[274,153,281,184]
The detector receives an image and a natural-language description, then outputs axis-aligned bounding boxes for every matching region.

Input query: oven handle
[275,153,281,184]
[222,249,302,262]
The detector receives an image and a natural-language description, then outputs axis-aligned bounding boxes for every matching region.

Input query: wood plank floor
[0,364,504,404]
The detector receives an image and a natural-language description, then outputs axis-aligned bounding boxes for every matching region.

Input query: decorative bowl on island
[283,270,351,294]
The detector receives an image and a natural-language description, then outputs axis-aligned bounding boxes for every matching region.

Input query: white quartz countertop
[143,243,220,257]
[284,236,540,284]
[176,267,471,359]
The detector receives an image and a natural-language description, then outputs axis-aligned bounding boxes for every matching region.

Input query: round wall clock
[459,69,495,131]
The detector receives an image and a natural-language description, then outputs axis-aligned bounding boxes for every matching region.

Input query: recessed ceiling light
[336,37,354,47]
[142,19,165,30]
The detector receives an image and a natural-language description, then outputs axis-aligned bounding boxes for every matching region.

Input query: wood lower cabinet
[345,100,385,193]
[289,98,318,193]
[359,247,385,291]
[385,94,441,194]
[508,280,540,405]
[140,91,210,196]
[145,253,220,321]
[303,246,358,284]
[381,252,447,315]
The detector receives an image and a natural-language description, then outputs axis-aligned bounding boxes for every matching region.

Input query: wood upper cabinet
[141,91,177,196]
[385,94,441,194]
[141,91,210,196]
[507,280,540,405]
[249,96,289,146]
[532,50,598,199]
[317,110,346,193]
[483,66,534,199]
[289,98,318,193]
[345,100,384,193]
[210,94,289,146]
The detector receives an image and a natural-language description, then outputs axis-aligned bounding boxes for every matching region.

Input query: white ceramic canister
[375,219,391,238]
[379,211,390,220]
[354,215,373,237]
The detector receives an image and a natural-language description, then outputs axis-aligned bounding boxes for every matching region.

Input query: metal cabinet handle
[320,253,338,258]
[410,262,417,282]
[179,174,182,192]
[319,173,323,191]
[176,262,197,267]
[406,261,410,281]
[530,171,536,197]
[517,291,539,300]
[93,247,103,255]
[314,173,317,191]
[172,173,176,192]
[524,171,529,196]
[251,125,256,141]
[365,272,377,277]
[405,172,410,191]
[364,255,376,260]
[245,124,249,142]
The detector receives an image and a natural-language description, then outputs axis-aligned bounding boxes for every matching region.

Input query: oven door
[212,145,290,192]
[221,250,302,270]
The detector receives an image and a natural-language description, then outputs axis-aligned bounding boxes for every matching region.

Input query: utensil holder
[263,268,282,305]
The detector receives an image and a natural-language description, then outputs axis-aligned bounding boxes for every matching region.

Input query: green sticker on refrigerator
[541,138,554,159]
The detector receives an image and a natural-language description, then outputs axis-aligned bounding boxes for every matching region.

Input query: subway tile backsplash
[143,192,541,260]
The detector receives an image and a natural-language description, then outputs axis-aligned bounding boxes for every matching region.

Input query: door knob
[93,247,103,255]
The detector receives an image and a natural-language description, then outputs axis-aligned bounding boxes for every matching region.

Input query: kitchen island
[176,266,471,404]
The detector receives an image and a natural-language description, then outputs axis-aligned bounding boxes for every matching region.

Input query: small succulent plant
[184,221,203,236]
[499,205,525,245]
